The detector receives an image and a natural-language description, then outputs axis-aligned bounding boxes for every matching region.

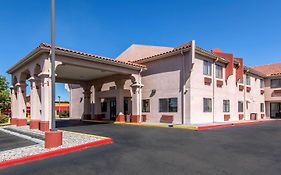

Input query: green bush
[0,115,9,124]
[59,110,69,118]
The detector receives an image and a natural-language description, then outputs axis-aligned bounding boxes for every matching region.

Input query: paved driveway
[1,120,281,175]
[0,130,36,152]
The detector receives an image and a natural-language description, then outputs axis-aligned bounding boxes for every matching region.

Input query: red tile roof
[251,62,281,76]
[39,43,146,69]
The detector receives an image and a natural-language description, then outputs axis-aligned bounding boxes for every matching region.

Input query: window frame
[159,98,178,113]
[260,103,264,112]
[142,99,150,112]
[203,98,212,112]
[246,75,251,85]
[203,60,212,76]
[271,79,281,88]
[260,79,264,88]
[238,101,244,113]
[223,100,230,112]
[215,64,223,79]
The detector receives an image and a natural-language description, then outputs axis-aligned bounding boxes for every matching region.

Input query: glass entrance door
[270,103,281,118]
[109,98,116,121]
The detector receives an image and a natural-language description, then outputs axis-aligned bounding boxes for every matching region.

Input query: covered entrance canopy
[7,43,146,130]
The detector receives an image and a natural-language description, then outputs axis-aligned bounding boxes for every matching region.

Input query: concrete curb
[0,137,113,168]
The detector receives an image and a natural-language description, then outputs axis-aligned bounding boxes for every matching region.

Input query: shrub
[0,115,9,124]
[59,110,69,118]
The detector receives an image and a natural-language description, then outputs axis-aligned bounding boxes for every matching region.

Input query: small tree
[0,76,10,113]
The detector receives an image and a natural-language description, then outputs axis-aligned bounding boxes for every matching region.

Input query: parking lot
[1,120,281,175]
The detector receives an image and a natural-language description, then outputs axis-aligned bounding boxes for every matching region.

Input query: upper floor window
[271,79,281,88]
[260,79,264,88]
[203,60,212,76]
[216,64,223,79]
[246,75,251,85]
[223,100,230,112]
[238,101,243,112]
[142,99,150,112]
[159,98,177,112]
[203,98,212,112]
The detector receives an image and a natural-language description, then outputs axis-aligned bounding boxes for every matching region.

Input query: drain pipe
[138,68,143,123]
[244,70,249,120]
[181,50,186,124]
[213,58,219,123]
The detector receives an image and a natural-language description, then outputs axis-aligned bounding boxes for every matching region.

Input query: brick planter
[45,130,63,148]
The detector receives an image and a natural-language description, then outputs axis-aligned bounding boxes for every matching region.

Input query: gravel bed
[0,125,105,162]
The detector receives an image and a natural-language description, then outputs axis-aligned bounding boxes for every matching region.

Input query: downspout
[181,50,186,124]
[244,70,249,120]
[213,58,219,123]
[139,68,143,123]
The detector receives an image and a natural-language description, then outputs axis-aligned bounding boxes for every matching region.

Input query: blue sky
[0,0,280,101]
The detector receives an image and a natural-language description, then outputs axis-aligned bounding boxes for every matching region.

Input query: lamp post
[45,0,62,149]
[50,0,56,131]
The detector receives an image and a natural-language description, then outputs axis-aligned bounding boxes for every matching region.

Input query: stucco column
[15,82,27,126]
[131,74,143,123]
[39,73,52,131]
[29,77,41,129]
[94,83,102,117]
[10,86,18,125]
[115,80,126,115]
[82,85,92,120]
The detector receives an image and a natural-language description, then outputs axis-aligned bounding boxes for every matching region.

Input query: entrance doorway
[270,103,281,118]
[109,98,116,121]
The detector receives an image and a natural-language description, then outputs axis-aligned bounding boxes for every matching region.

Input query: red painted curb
[198,123,233,130]
[0,138,113,168]
[198,120,279,130]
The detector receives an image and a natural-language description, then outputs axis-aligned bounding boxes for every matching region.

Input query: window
[260,103,264,112]
[203,60,212,76]
[216,64,223,79]
[223,100,230,112]
[142,99,150,112]
[246,75,251,85]
[271,79,281,88]
[101,102,107,112]
[203,98,212,112]
[159,98,177,112]
[238,101,243,112]
[260,79,264,88]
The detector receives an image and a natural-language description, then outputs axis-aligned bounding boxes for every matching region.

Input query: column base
[45,130,63,148]
[116,114,125,122]
[17,118,27,126]
[30,120,40,129]
[10,118,17,125]
[39,121,50,131]
[130,115,141,123]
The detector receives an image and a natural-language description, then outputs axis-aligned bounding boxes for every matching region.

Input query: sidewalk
[114,118,280,130]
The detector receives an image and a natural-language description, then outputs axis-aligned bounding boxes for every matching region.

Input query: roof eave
[7,47,47,74]
[195,47,229,64]
[134,47,191,64]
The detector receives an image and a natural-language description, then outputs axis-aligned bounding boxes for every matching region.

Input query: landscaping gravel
[0,125,105,162]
